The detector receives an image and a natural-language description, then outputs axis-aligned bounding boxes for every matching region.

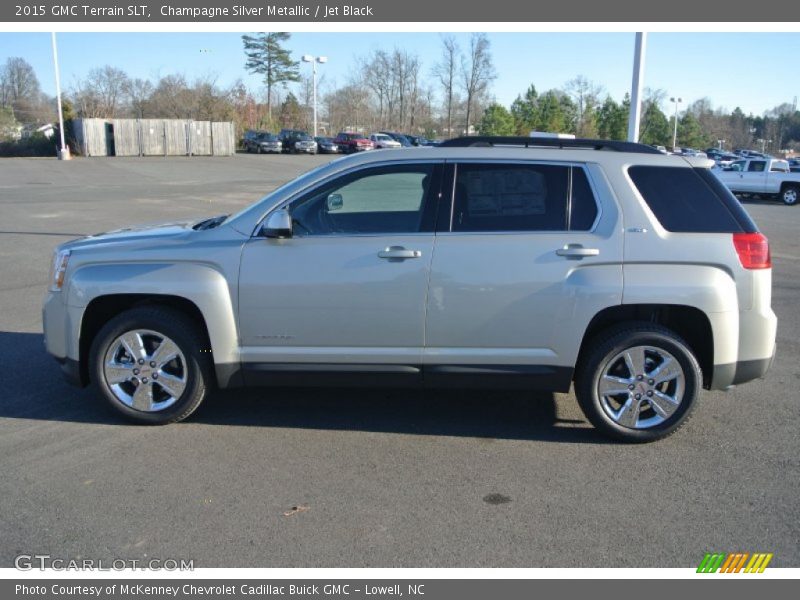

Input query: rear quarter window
[627,166,755,233]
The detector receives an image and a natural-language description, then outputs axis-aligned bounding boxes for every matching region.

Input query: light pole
[757,138,772,153]
[627,32,647,143]
[670,96,682,151]
[717,139,725,150]
[302,54,327,137]
[51,32,70,160]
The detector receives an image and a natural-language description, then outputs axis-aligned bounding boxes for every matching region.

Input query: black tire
[781,185,799,206]
[575,323,701,443]
[89,306,212,425]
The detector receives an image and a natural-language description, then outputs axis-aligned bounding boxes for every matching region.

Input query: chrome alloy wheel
[102,329,187,412]
[597,345,685,429]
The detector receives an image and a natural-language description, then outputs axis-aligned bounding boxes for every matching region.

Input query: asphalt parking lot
[0,153,798,568]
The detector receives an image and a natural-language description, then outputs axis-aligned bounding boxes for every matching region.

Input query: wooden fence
[73,118,235,157]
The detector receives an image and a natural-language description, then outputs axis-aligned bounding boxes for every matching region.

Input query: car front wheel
[575,323,701,442]
[89,307,212,424]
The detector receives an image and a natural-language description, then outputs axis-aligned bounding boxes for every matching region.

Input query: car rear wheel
[89,307,212,424]
[781,185,799,206]
[575,323,701,442]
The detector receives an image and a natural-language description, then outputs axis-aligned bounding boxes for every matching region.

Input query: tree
[565,75,602,137]
[242,32,300,119]
[279,92,303,129]
[639,101,670,146]
[510,85,539,135]
[0,105,20,141]
[478,103,515,135]
[0,57,51,124]
[124,78,154,118]
[433,35,460,137]
[677,112,707,148]
[461,33,496,135]
[71,66,129,118]
[537,90,568,133]
[597,94,628,140]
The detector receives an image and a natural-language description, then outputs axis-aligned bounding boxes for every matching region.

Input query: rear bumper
[711,348,775,390]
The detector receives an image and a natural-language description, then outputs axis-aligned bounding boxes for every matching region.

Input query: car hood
[61,218,205,251]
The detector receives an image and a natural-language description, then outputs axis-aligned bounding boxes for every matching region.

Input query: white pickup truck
[714,157,800,205]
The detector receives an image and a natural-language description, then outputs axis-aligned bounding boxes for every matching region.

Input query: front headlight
[50,248,71,292]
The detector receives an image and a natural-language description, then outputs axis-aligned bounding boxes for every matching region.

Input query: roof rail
[438,136,662,154]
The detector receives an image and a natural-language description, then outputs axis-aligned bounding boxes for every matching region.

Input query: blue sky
[1,32,799,115]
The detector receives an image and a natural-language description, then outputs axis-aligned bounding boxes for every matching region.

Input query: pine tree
[242,32,300,119]
[478,103,515,135]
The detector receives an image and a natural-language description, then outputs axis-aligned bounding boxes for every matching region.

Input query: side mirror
[262,209,292,238]
[326,193,343,212]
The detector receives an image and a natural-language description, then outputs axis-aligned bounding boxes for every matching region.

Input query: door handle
[555,244,600,259]
[378,246,422,260]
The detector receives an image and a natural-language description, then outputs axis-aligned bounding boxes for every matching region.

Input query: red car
[333,132,374,154]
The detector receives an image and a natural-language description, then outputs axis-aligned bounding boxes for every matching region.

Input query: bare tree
[433,36,460,136]
[461,33,496,135]
[0,57,51,124]
[72,66,130,118]
[123,78,154,118]
[565,75,602,137]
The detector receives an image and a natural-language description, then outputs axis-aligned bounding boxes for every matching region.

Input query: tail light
[733,232,771,269]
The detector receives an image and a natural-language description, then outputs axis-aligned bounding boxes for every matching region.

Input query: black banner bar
[4,0,800,22]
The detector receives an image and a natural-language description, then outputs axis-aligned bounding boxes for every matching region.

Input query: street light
[717,139,726,150]
[302,54,327,137]
[757,138,772,153]
[670,96,682,151]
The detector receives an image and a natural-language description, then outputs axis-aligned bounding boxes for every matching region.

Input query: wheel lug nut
[142,377,149,384]
[635,393,641,400]
[628,384,635,390]
[138,359,145,365]
[637,375,644,380]
[647,390,653,397]
[152,373,158,379]
[150,361,156,368]
[133,368,139,375]
[648,379,654,385]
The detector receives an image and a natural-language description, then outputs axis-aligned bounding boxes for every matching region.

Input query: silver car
[43,136,777,442]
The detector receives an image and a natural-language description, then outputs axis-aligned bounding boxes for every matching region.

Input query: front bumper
[43,290,87,387]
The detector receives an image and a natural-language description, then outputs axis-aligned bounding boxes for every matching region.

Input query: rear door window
[450,163,597,232]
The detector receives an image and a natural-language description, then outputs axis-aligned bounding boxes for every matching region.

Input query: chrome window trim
[443,159,604,235]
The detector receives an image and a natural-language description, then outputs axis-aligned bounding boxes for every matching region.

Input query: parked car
[43,135,776,442]
[242,130,266,152]
[248,133,282,154]
[369,133,402,149]
[333,132,374,153]
[715,157,800,204]
[379,131,414,147]
[314,136,340,154]
[280,130,317,154]
[787,158,800,173]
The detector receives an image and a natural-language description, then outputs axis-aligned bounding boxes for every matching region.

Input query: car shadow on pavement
[2,331,606,444]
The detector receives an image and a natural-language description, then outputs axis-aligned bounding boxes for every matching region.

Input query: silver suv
[42,136,777,442]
